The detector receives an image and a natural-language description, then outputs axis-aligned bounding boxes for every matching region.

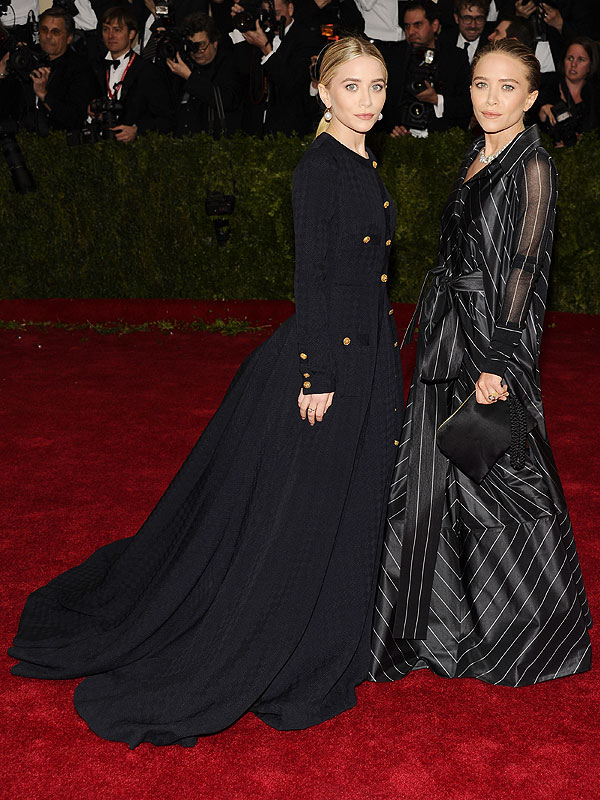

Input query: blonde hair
[315,37,388,137]
[472,38,541,93]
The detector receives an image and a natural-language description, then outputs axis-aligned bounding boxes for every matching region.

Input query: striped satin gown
[370,126,592,686]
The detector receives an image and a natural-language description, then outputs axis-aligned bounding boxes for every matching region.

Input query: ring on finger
[307,407,315,413]
[488,394,497,401]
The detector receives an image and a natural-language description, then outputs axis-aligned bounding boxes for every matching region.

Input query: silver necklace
[479,140,511,164]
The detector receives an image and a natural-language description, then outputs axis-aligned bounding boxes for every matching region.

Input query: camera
[8,43,50,82]
[399,48,437,130]
[549,101,578,147]
[0,120,35,193]
[156,27,191,62]
[232,0,279,36]
[89,97,123,139]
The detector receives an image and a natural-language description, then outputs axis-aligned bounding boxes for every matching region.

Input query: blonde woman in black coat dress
[371,39,592,686]
[8,37,403,748]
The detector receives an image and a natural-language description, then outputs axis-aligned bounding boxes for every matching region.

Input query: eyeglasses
[187,40,211,53]
[458,14,486,24]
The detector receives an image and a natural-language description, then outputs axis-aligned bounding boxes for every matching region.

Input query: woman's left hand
[476,372,509,405]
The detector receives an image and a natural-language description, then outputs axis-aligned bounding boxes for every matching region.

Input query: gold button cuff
[303,381,311,389]
[383,200,390,208]
[394,440,400,446]
[343,337,351,346]
[388,308,394,315]
[394,341,398,348]
[380,274,388,283]
[303,372,310,378]
[363,235,371,244]
[300,352,307,360]
[386,239,392,246]
[372,160,377,168]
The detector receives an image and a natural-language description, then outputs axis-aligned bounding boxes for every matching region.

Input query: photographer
[516,0,600,43]
[4,7,97,133]
[294,0,364,40]
[538,35,599,146]
[166,11,242,136]
[383,0,471,137]
[91,6,173,141]
[438,0,491,64]
[230,0,321,136]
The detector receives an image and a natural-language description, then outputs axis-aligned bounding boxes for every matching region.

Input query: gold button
[386,239,392,247]
[383,200,390,208]
[394,407,397,412]
[388,308,394,315]
[372,160,377,168]
[300,352,307,360]
[343,337,351,346]
[303,381,311,389]
[380,274,388,283]
[363,235,371,244]
[394,341,398,348]
[303,372,310,378]
[394,440,400,446]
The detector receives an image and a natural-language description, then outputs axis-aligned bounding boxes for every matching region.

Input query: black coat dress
[8,132,402,747]
[370,126,592,686]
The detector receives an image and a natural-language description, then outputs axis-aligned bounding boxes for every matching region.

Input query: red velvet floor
[1,301,598,800]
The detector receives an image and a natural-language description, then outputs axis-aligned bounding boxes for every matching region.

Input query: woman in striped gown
[371,38,592,686]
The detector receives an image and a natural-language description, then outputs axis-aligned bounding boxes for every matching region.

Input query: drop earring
[324,108,332,121]
[378,112,383,121]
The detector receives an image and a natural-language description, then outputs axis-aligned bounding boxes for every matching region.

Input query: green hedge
[2,129,599,313]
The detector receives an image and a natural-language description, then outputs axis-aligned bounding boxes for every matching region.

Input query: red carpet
[1,301,598,800]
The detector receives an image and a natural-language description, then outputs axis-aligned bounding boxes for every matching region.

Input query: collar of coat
[470,124,542,177]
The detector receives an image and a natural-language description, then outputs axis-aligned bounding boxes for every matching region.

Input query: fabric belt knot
[401,267,484,382]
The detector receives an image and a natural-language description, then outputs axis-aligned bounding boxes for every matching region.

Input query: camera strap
[106,51,136,100]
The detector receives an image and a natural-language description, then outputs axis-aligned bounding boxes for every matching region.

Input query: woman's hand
[539,104,556,126]
[476,373,508,405]
[297,390,334,426]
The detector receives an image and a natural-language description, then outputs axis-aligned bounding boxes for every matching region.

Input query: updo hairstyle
[315,36,388,137]
[471,38,541,93]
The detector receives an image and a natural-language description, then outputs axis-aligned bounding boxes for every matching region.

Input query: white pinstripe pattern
[370,128,592,686]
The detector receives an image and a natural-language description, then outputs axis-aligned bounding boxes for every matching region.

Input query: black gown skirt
[8,133,403,747]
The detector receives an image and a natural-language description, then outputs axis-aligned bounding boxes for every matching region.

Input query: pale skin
[297,54,386,425]
[467,52,538,404]
[539,43,590,135]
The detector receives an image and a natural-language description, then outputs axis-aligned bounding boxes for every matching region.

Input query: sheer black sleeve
[481,151,557,376]
[292,147,337,394]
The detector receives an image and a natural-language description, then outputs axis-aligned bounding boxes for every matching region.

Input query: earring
[324,108,332,121]
[378,112,383,121]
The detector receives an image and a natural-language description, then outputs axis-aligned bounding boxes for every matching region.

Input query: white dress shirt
[74,0,97,31]
[105,50,135,100]
[457,32,480,64]
[354,0,405,42]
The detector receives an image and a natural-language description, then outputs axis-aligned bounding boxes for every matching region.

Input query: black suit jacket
[93,54,174,133]
[235,19,321,136]
[174,45,243,137]
[383,39,472,132]
[18,49,97,133]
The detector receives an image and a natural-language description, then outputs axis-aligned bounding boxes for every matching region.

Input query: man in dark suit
[17,7,97,133]
[438,0,492,64]
[92,6,173,141]
[166,11,243,136]
[230,0,321,136]
[383,0,472,137]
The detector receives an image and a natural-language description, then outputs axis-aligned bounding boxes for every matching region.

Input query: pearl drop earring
[378,112,383,121]
[324,108,332,121]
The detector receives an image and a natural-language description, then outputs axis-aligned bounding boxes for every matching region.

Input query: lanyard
[106,51,136,100]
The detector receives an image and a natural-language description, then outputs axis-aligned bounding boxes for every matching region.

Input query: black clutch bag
[436,391,532,483]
